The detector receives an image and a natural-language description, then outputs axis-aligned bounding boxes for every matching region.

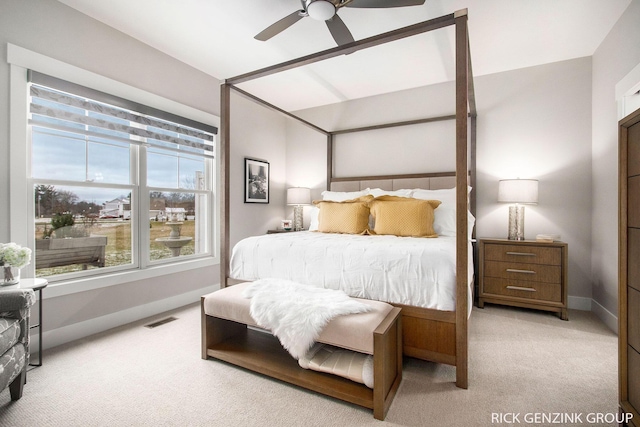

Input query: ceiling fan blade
[325,14,355,46]
[346,0,425,8]
[254,10,305,41]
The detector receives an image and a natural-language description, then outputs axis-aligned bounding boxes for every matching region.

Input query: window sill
[42,256,218,299]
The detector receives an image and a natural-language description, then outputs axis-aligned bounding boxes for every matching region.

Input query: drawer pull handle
[506,268,536,274]
[506,285,536,292]
[506,251,536,257]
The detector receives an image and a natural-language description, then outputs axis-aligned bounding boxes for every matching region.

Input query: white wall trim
[39,284,219,351]
[615,60,640,100]
[6,43,221,297]
[591,298,618,334]
[7,43,219,126]
[616,60,640,119]
[43,257,216,299]
[567,295,592,311]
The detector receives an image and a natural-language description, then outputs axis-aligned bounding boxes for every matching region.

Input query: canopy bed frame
[219,9,477,389]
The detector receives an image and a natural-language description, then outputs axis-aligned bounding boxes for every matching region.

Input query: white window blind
[28,71,216,158]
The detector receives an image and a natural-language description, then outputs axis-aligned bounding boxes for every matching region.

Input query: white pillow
[321,188,369,202]
[309,206,320,231]
[368,188,413,198]
[412,187,472,237]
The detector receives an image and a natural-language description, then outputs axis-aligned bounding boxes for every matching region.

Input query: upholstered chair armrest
[0,289,36,318]
[0,289,36,366]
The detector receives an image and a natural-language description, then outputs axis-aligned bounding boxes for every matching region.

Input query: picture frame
[244,158,269,204]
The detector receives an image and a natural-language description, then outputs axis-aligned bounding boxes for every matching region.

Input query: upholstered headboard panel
[330,175,457,192]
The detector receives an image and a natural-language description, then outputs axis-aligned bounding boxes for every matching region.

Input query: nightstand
[478,239,568,320]
[266,229,305,234]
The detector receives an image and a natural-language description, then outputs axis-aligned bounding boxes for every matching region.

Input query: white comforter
[230,231,473,311]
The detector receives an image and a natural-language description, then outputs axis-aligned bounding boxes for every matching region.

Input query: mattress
[230,231,474,311]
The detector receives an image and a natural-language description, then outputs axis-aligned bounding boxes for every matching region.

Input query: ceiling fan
[254,0,426,46]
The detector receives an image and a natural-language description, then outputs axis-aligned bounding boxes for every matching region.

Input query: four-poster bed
[214,9,476,389]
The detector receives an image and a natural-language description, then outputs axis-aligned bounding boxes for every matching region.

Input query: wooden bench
[201,283,402,420]
[35,236,107,270]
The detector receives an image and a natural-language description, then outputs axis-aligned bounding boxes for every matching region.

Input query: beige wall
[591,0,640,327]
[476,58,593,307]
[284,121,326,228]
[0,0,222,348]
[287,0,640,331]
[4,0,639,346]
[291,56,594,310]
[229,92,288,248]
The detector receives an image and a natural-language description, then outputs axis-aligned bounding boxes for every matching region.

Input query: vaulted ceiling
[56,0,631,111]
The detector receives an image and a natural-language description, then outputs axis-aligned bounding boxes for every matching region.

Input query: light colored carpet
[0,303,618,426]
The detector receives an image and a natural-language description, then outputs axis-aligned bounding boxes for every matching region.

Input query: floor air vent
[145,316,178,329]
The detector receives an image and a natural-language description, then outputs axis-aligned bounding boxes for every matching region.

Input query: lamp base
[508,205,525,240]
[293,205,304,231]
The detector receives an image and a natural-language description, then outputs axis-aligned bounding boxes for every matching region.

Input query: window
[27,72,217,281]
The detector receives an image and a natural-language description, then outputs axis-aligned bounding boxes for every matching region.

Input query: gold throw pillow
[368,195,441,238]
[313,195,373,234]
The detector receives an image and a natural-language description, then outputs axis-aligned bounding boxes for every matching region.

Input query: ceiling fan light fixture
[307,0,336,21]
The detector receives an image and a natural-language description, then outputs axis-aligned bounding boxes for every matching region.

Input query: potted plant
[0,242,32,285]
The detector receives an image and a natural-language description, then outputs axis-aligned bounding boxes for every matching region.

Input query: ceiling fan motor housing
[306,0,336,21]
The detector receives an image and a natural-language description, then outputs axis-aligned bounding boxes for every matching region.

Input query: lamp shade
[287,187,311,205]
[498,179,538,204]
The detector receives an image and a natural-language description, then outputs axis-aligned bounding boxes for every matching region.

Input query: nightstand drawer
[484,260,561,284]
[483,278,562,303]
[484,243,561,266]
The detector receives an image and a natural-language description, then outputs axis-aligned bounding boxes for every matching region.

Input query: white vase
[1,266,20,286]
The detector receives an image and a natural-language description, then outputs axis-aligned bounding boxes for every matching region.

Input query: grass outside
[35,220,197,277]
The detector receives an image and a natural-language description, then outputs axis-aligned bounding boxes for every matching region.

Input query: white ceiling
[56,0,631,111]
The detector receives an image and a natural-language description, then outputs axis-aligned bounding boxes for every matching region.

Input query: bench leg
[373,308,403,421]
[201,299,247,359]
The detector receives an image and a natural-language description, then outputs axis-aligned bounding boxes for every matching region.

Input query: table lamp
[287,187,311,231]
[498,178,538,240]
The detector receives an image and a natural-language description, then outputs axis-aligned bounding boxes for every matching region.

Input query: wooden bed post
[219,10,476,390]
[220,82,231,289]
[327,134,333,191]
[454,9,469,390]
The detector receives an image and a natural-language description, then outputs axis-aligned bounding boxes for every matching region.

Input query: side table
[478,239,568,320]
[1,278,48,367]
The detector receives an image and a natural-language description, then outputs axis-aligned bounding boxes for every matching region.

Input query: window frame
[8,44,220,298]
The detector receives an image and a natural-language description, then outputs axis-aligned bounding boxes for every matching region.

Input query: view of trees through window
[33,184,207,277]
[34,183,132,277]
[28,77,214,280]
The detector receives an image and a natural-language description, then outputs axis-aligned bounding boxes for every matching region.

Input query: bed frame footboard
[396,304,457,366]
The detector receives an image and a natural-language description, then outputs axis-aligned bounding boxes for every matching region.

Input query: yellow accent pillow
[368,195,441,238]
[313,195,373,234]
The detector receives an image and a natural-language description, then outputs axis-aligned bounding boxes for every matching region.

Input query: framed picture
[244,158,270,203]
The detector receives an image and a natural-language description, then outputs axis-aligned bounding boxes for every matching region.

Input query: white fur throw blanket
[242,278,372,360]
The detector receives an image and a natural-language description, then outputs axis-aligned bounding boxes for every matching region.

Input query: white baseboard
[39,285,219,351]
[566,296,618,333]
[591,298,618,334]
[568,295,592,311]
[35,286,619,351]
